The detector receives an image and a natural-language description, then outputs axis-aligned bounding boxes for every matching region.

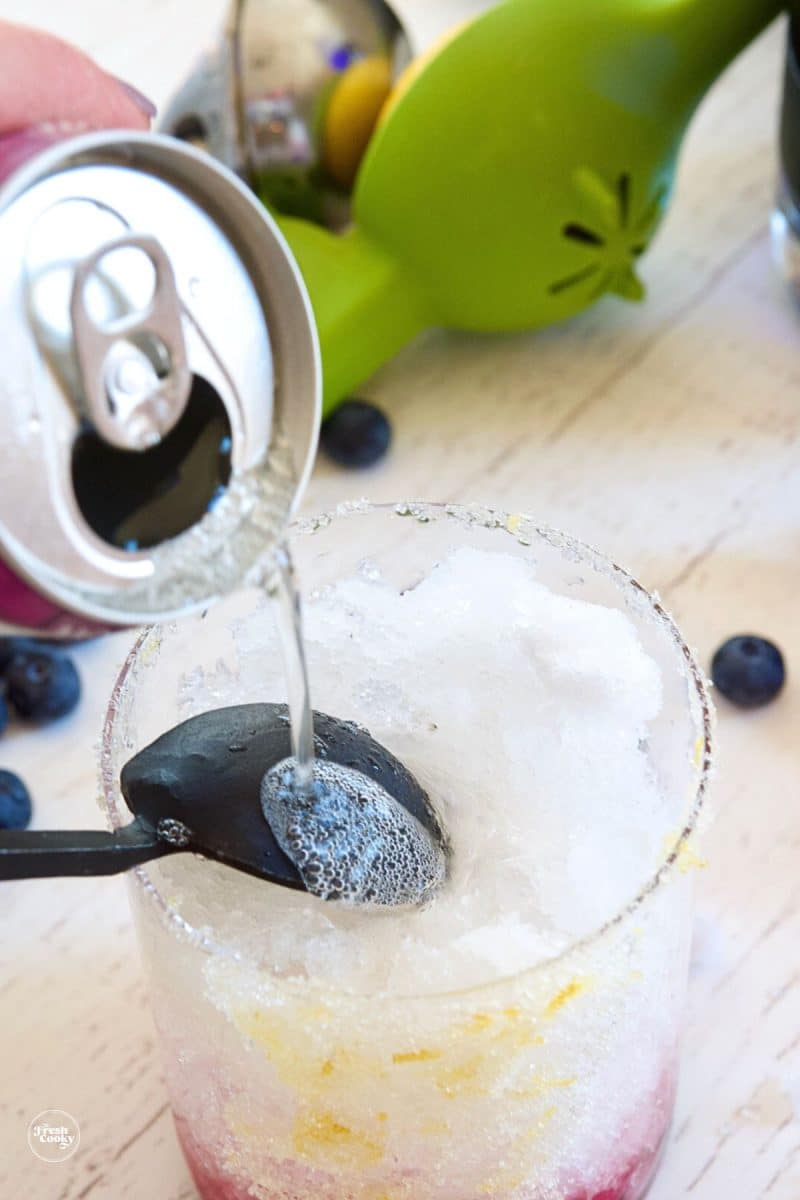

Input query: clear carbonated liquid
[266,546,316,793]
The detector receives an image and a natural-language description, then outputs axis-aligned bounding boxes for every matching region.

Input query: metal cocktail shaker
[161,0,410,228]
[0,132,320,636]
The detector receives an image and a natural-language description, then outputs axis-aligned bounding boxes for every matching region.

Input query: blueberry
[321,399,392,468]
[0,637,35,673]
[711,635,786,708]
[6,648,81,722]
[0,770,32,830]
[0,636,87,674]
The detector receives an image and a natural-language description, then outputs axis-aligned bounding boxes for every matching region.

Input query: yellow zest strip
[392,1047,443,1064]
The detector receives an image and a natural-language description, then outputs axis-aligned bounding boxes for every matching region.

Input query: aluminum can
[0,131,320,635]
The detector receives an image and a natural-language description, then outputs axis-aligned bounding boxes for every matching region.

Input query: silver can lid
[0,132,320,625]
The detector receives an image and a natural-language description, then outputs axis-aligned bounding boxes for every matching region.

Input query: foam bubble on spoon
[261,758,447,906]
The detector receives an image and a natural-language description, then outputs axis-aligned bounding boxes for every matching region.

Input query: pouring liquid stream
[267,546,316,795]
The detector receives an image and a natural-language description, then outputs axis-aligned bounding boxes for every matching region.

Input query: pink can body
[0,560,109,637]
[0,128,112,638]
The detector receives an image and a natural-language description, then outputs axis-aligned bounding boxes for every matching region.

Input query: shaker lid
[0,132,320,624]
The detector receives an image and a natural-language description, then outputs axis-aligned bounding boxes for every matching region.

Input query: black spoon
[0,704,444,889]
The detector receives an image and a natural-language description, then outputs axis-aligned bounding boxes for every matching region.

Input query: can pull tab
[70,234,192,452]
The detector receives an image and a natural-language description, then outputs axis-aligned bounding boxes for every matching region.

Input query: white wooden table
[0,3,798,1197]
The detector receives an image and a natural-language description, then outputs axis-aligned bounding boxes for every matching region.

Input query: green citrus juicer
[274,0,780,413]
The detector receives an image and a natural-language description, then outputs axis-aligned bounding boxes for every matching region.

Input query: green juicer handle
[279,0,783,415]
[278,218,430,417]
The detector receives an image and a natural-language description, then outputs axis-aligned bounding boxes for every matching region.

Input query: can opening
[70,375,232,552]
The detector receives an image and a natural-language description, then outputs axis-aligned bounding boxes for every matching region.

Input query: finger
[0,20,155,137]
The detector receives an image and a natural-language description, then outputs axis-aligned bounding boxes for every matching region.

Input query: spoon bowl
[0,704,445,894]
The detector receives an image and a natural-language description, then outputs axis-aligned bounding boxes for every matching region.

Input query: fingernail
[110,76,157,120]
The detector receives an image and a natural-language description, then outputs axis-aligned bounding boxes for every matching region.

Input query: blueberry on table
[0,637,34,673]
[6,648,81,722]
[321,399,392,468]
[0,770,32,830]
[711,635,786,709]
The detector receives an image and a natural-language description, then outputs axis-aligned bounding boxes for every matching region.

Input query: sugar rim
[100,500,714,1000]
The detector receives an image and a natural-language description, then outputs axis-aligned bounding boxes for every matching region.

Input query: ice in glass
[101,503,712,1200]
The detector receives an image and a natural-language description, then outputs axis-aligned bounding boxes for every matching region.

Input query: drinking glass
[101,502,712,1200]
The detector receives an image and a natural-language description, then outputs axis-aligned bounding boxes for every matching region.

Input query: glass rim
[100,499,714,1000]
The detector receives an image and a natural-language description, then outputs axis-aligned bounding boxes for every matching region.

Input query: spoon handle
[0,820,175,880]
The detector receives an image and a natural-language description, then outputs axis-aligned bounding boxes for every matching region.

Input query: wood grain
[0,3,797,1197]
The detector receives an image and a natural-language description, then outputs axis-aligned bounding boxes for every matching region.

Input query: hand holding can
[0,22,320,637]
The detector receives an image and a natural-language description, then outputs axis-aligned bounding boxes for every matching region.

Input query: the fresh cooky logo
[27,1110,80,1163]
